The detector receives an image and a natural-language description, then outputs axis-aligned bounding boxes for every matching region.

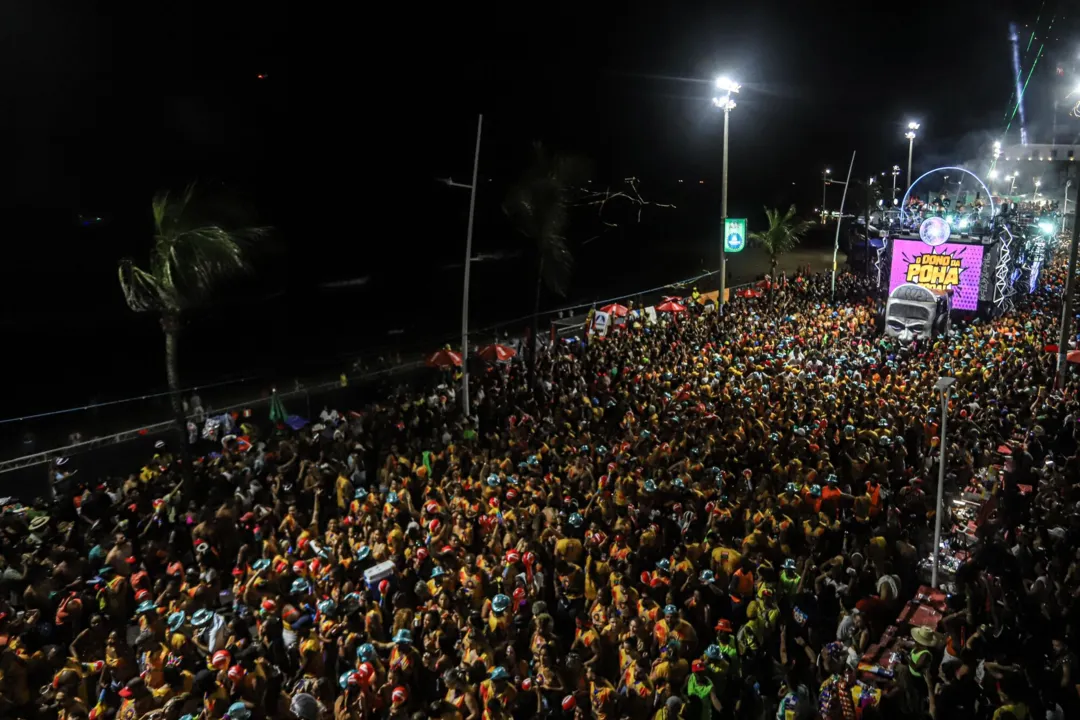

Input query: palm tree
[118,184,267,450]
[749,205,814,276]
[503,143,589,378]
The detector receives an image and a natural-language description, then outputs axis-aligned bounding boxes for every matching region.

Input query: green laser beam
[1026,31,1035,53]
[1004,44,1043,137]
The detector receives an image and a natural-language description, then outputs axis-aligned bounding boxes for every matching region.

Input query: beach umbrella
[477,344,517,363]
[269,391,288,426]
[599,303,629,318]
[656,298,687,313]
[426,348,462,368]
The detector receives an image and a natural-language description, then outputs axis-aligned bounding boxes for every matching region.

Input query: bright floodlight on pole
[931,375,956,588]
[905,122,919,193]
[713,75,739,316]
[989,169,999,179]
[716,76,741,94]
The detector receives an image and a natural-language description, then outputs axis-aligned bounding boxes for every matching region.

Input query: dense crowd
[2,266,1079,720]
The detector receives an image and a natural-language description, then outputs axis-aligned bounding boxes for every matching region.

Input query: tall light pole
[931,376,956,588]
[821,168,832,223]
[905,121,920,191]
[1064,180,1073,235]
[891,165,900,204]
[1034,178,1042,204]
[1057,197,1080,389]
[440,114,484,414]
[714,76,739,314]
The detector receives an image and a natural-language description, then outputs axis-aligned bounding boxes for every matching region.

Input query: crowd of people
[1,265,1079,720]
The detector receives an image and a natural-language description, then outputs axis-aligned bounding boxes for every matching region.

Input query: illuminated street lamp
[905,121,920,190]
[891,165,900,203]
[1035,177,1042,203]
[713,76,740,314]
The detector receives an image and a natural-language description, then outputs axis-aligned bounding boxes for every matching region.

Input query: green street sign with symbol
[724,218,747,253]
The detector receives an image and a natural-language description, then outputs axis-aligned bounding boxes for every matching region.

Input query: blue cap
[251,559,271,572]
[191,609,214,627]
[356,546,371,561]
[136,600,157,614]
[705,644,721,660]
[664,604,677,616]
[393,629,412,644]
[568,513,583,527]
[490,666,510,681]
[291,578,309,594]
[167,611,186,631]
[226,702,251,720]
[492,594,511,613]
[357,643,375,661]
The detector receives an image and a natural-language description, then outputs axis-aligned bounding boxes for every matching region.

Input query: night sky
[0,0,1068,424]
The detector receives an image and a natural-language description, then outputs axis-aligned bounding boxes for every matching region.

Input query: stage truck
[874,215,1019,341]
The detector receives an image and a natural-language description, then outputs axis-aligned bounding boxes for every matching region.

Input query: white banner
[591,311,611,338]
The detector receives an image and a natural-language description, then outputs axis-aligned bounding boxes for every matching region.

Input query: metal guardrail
[0,361,424,476]
[0,272,768,478]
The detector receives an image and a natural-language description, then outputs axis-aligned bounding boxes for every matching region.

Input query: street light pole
[891,165,899,204]
[714,77,740,314]
[905,121,920,190]
[932,376,956,588]
[441,114,484,415]
[821,168,832,223]
[831,152,855,300]
[1064,180,1073,236]
[1056,202,1080,389]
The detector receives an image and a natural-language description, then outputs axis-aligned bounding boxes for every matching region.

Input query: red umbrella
[1068,350,1080,364]
[656,298,687,313]
[426,348,462,368]
[599,303,629,318]
[477,344,517,362]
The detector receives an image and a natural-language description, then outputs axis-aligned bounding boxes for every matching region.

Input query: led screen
[888,239,984,311]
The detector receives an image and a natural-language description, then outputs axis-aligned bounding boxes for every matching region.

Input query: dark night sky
[0,0,1069,422]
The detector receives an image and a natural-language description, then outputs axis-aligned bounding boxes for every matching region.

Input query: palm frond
[504,144,588,297]
[121,183,269,313]
[749,204,813,259]
[118,258,174,312]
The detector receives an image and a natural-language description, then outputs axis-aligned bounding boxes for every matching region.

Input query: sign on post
[724,218,747,253]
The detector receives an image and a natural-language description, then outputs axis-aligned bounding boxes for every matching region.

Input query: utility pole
[441,115,484,414]
[1057,202,1080,389]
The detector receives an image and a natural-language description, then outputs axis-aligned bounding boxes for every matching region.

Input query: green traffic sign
[724,218,747,253]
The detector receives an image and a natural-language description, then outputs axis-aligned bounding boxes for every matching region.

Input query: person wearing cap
[779,558,802,597]
[479,666,517,717]
[908,626,942,680]
[116,677,152,720]
[683,659,723,720]
[653,694,684,720]
[380,628,418,681]
[655,605,697,654]
[711,620,740,677]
